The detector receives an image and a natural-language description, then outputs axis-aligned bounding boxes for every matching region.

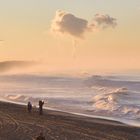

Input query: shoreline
[1,99,140,127]
[0,99,125,125]
[0,101,140,140]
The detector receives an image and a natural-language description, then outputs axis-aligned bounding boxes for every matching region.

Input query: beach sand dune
[0,101,140,140]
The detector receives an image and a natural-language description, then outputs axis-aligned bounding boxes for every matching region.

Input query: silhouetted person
[36,132,45,140]
[39,100,44,115]
[27,101,32,113]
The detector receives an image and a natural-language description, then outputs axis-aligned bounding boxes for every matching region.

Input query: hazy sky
[0,0,140,73]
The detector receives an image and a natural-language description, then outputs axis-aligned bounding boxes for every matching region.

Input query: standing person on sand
[27,101,32,113]
[39,100,44,115]
[36,132,45,140]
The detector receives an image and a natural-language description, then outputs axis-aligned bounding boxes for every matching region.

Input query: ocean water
[0,74,140,126]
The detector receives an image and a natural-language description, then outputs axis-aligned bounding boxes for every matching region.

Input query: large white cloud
[51,10,117,39]
[51,10,94,38]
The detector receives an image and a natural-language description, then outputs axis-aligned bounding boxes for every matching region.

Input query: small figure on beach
[36,132,45,140]
[27,101,32,113]
[39,100,44,115]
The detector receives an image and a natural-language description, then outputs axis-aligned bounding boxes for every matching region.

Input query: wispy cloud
[94,14,117,28]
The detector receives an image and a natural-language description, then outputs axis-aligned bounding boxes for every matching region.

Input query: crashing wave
[91,87,140,118]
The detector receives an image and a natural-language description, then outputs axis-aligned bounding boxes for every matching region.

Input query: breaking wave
[91,88,140,118]
[1,74,140,124]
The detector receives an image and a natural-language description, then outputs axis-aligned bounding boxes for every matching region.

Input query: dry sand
[0,101,140,140]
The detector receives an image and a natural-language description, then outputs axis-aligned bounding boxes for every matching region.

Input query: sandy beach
[0,101,139,140]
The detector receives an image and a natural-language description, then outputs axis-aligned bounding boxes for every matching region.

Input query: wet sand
[0,101,140,140]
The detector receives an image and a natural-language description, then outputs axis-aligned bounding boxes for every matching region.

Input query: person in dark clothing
[39,100,44,115]
[36,132,45,140]
[27,101,32,113]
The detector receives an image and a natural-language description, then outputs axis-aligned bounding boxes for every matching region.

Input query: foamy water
[0,74,140,126]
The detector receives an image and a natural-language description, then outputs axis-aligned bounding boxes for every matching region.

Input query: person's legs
[40,107,43,115]
[39,107,43,115]
[29,108,31,113]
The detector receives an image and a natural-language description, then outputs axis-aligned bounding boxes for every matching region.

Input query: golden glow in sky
[0,0,140,74]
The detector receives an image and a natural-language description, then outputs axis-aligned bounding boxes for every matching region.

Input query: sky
[0,0,140,74]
